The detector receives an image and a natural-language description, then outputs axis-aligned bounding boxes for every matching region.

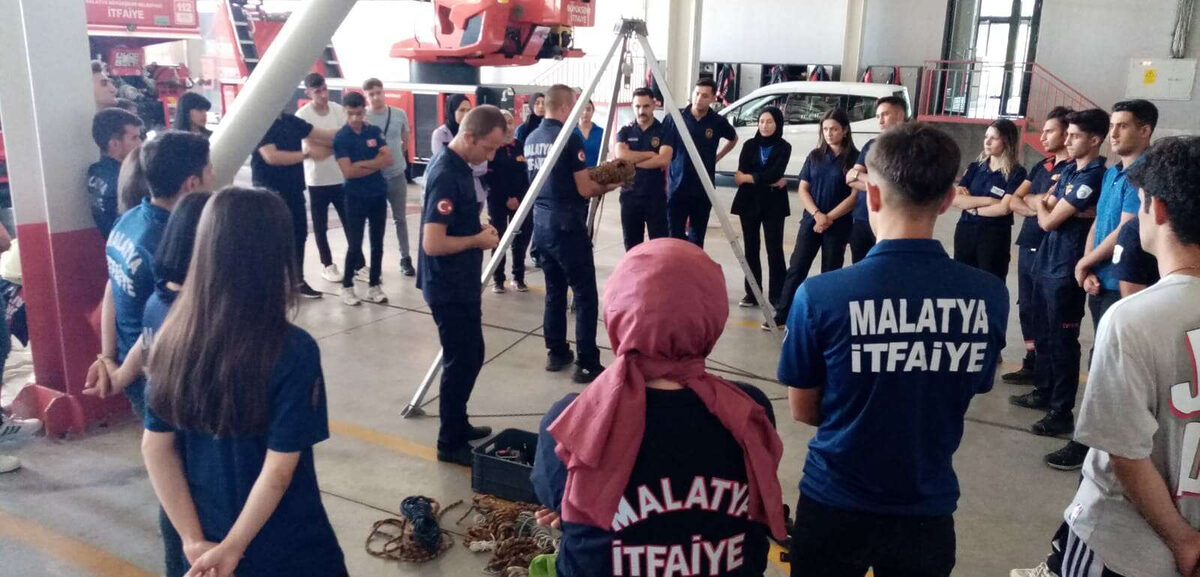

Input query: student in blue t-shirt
[88,108,144,238]
[951,118,1027,280]
[87,131,212,417]
[846,95,907,263]
[573,99,604,168]
[142,188,348,577]
[333,91,393,307]
[778,122,1008,576]
[772,108,859,327]
[1019,108,1110,441]
[1000,106,1073,386]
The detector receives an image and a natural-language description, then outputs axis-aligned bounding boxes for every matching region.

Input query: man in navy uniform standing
[779,123,1008,576]
[662,78,738,248]
[525,84,621,384]
[614,87,673,250]
[419,106,506,466]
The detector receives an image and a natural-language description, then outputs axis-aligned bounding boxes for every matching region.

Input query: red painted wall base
[11,383,131,437]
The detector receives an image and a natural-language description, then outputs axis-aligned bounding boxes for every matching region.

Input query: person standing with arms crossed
[363,78,415,277]
[419,106,506,466]
[779,123,1008,576]
[662,78,738,248]
[525,85,622,384]
[333,92,392,306]
[845,95,907,263]
[614,87,673,250]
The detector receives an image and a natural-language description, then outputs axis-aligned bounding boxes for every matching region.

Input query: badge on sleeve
[437,199,454,216]
[1051,173,1061,181]
[1113,244,1124,264]
[577,150,586,162]
[1075,184,1093,200]
[367,139,378,147]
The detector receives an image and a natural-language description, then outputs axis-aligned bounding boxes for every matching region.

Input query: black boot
[1001,351,1035,384]
[1031,410,1074,437]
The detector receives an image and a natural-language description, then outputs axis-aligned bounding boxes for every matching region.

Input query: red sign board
[85,0,197,29]
[108,45,144,76]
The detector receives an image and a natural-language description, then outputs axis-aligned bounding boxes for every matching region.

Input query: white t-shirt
[1068,274,1200,577]
[295,101,347,187]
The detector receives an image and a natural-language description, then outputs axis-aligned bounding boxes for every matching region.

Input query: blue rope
[400,496,443,553]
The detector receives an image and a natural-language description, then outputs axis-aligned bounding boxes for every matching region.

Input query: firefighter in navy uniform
[524,85,622,384]
[418,106,507,466]
[614,87,673,250]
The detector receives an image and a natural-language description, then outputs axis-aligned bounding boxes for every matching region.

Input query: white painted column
[842,0,867,81]
[209,0,358,187]
[665,0,703,101]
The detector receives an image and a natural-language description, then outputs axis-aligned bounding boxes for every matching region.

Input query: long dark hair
[147,187,299,436]
[809,108,858,172]
[153,192,212,288]
[173,92,212,135]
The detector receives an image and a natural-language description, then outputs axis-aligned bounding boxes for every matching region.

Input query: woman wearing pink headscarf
[531,238,786,577]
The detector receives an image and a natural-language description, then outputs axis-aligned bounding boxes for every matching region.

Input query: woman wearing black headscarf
[514,92,545,150]
[731,106,791,308]
[431,93,487,207]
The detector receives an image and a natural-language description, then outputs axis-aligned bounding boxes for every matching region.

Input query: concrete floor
[0,177,1091,576]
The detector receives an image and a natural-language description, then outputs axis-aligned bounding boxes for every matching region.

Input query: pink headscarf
[546,238,787,539]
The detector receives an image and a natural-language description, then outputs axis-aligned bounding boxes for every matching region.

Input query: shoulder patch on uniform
[1075,184,1093,200]
[577,150,586,162]
[650,136,661,147]
[1112,245,1124,264]
[437,199,454,216]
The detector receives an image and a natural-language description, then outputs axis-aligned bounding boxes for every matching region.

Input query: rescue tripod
[401,19,778,418]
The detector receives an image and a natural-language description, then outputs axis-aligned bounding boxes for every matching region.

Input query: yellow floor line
[0,509,156,577]
[328,420,440,464]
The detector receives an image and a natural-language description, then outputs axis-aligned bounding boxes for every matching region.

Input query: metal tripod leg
[587,34,631,242]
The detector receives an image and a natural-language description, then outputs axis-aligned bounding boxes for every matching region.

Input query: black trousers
[536,225,599,367]
[308,184,351,267]
[620,194,669,251]
[487,198,532,284]
[279,189,308,275]
[739,210,785,304]
[430,302,484,451]
[775,216,852,322]
[789,496,956,577]
[849,219,876,264]
[1016,246,1039,355]
[952,221,1012,281]
[342,195,386,287]
[1033,275,1087,416]
[667,192,712,248]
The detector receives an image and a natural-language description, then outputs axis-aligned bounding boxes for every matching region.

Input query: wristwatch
[848,168,860,180]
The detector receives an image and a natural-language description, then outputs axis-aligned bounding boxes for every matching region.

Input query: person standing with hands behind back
[731,106,791,309]
[419,106,507,466]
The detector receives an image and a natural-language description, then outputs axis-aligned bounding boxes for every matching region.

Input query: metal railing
[917,60,1098,128]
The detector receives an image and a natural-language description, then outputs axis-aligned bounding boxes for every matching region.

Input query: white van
[715,81,911,177]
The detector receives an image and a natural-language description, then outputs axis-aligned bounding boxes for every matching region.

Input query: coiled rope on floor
[365,496,462,563]
[459,495,558,574]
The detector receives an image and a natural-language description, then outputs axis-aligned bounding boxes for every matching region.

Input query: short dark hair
[115,98,139,114]
[342,91,366,109]
[876,95,907,115]
[460,105,508,138]
[694,78,717,93]
[1112,99,1159,132]
[1127,136,1200,245]
[154,191,212,286]
[362,77,384,91]
[92,108,143,151]
[1066,108,1110,139]
[865,122,961,208]
[632,87,654,100]
[303,72,326,89]
[141,131,210,199]
[1046,105,1073,130]
[91,61,104,74]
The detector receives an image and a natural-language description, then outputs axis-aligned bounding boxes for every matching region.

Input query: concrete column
[209,0,358,187]
[842,0,867,81]
[665,0,702,101]
[0,0,128,434]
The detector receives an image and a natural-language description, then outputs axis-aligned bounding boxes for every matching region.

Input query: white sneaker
[321,264,341,283]
[340,287,361,306]
[1010,563,1056,577]
[0,455,19,474]
[0,418,42,443]
[363,285,388,304]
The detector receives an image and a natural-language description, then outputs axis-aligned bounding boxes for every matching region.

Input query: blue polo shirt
[88,155,122,238]
[1015,158,1072,248]
[574,124,604,167]
[144,325,347,577]
[778,239,1008,516]
[852,140,875,222]
[1037,156,1106,279]
[616,119,668,202]
[1093,156,1144,291]
[958,161,1027,226]
[525,118,589,232]
[418,148,483,305]
[332,124,388,199]
[662,106,737,197]
[799,150,854,216]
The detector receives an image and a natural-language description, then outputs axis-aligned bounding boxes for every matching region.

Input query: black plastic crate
[472,428,538,504]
